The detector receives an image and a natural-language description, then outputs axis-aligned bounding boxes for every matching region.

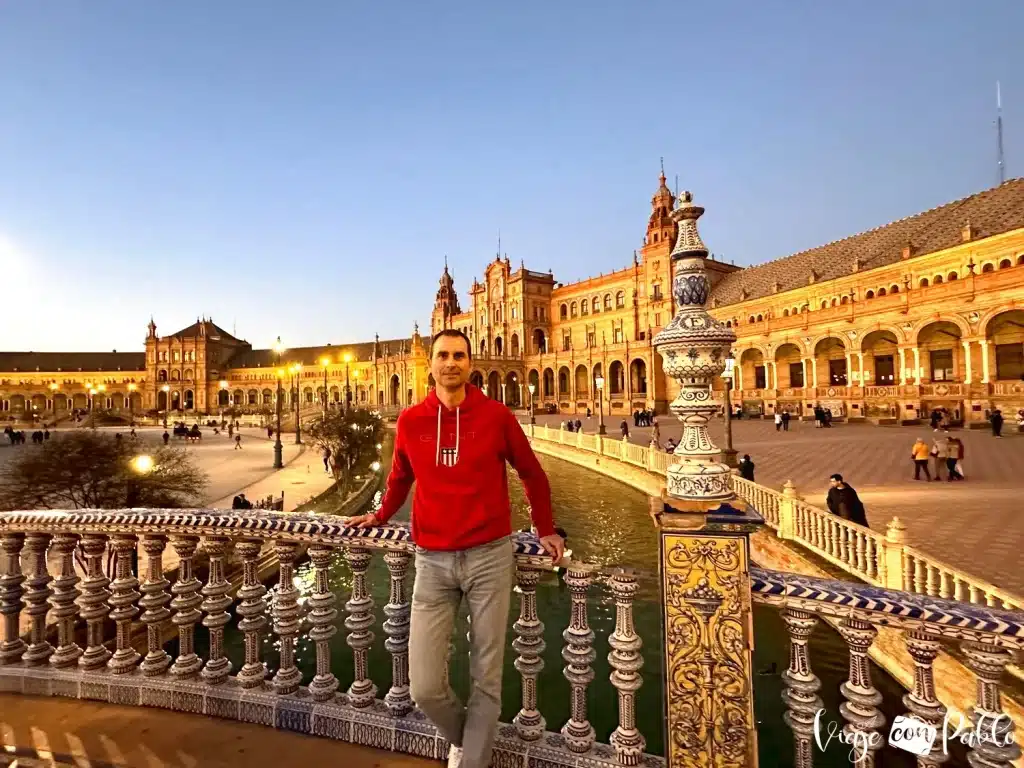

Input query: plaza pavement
[530,412,1024,596]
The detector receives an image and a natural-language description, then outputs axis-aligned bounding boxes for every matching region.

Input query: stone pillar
[898,348,907,384]
[881,517,906,590]
[981,339,992,384]
[913,347,922,385]
[652,190,764,767]
[962,340,973,384]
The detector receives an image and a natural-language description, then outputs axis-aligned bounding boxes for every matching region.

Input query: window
[783,309,790,317]
[754,366,766,389]
[613,327,623,344]
[570,302,578,318]
[580,301,588,316]
[877,288,886,297]
[874,355,895,384]
[996,343,1024,379]
[789,362,805,388]
[930,349,954,382]
[947,272,958,282]
[615,291,625,308]
[560,304,568,320]
[890,285,899,294]
[587,331,595,347]
[919,278,929,288]
[652,284,663,301]
[828,359,848,386]
[982,263,995,273]
[511,306,517,319]
[603,294,612,311]
[865,290,875,299]
[1000,259,1012,269]
[655,313,661,326]
[562,333,571,352]
[592,297,600,313]
[173,351,180,362]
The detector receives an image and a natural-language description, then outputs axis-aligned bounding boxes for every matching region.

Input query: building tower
[431,258,462,334]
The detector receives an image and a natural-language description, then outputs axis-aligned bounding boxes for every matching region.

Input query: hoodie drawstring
[435,404,460,466]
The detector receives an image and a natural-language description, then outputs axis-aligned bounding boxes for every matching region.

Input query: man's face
[431,335,471,390]
[828,477,839,489]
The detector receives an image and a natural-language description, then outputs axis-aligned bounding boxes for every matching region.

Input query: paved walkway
[531,413,1024,596]
[0,694,432,767]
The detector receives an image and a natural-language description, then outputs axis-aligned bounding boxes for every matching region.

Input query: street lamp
[49,382,58,415]
[88,388,97,427]
[528,382,536,424]
[161,384,170,428]
[273,337,285,469]
[320,356,331,418]
[343,353,353,412]
[721,356,738,468]
[595,375,606,435]
[352,368,360,409]
[290,363,303,444]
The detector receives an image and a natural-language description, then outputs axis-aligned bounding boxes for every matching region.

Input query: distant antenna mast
[997,81,1006,185]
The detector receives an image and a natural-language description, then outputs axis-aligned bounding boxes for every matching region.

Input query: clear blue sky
[2,1,1022,353]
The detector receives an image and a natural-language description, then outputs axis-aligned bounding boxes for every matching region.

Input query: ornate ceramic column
[652,190,763,768]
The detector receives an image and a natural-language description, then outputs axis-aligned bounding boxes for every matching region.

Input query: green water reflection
[186,452,942,766]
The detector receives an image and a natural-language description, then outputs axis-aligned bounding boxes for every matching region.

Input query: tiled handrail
[526,424,1024,611]
[751,566,1022,768]
[0,509,661,768]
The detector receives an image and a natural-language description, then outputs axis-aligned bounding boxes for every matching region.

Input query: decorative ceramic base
[666,460,733,501]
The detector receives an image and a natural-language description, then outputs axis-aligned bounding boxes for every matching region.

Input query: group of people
[911,431,965,481]
[631,408,656,427]
[3,425,50,445]
[812,405,835,428]
[773,410,792,431]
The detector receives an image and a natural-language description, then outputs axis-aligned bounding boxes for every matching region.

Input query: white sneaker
[447,745,463,768]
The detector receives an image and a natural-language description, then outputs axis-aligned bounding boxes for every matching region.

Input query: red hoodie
[375,384,554,551]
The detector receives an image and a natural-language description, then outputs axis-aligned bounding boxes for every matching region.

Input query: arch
[608,360,625,395]
[158,369,168,382]
[157,390,168,411]
[390,374,401,405]
[615,290,625,309]
[184,368,194,381]
[560,303,568,320]
[877,287,887,297]
[783,309,790,317]
[1017,255,1024,266]
[591,362,603,395]
[592,297,600,313]
[861,329,900,385]
[820,301,828,310]
[510,333,520,358]
[890,284,900,294]
[486,371,501,400]
[865,290,875,299]
[504,371,520,406]
[557,366,571,396]
[725,320,732,327]
[774,342,802,361]
[217,389,230,407]
[812,335,847,357]
[830,298,839,307]
[247,389,258,405]
[986,309,1024,380]
[982,262,995,273]
[330,385,341,403]
[580,301,589,316]
[171,391,182,411]
[603,294,612,311]
[919,277,929,288]
[171,370,180,381]
[933,274,944,285]
[480,339,488,356]
[469,371,484,389]
[756,313,764,321]
[999,258,1013,270]
[262,388,273,405]
[532,328,546,354]
[910,314,971,341]
[947,272,958,282]
[574,364,589,397]
[840,296,849,305]
[570,301,578,318]
[494,336,503,356]
[184,390,194,410]
[630,358,648,394]
[542,368,555,397]
[527,369,540,397]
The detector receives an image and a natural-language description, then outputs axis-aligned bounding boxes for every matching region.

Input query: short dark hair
[830,473,843,482]
[430,329,472,359]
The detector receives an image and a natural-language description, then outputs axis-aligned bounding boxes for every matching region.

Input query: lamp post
[49,382,58,416]
[88,388,96,427]
[528,382,536,424]
[721,356,738,467]
[352,368,361,409]
[320,356,331,418]
[273,338,285,469]
[161,384,170,428]
[290,363,303,445]
[343,353,353,413]
[595,375,606,434]
[127,383,137,423]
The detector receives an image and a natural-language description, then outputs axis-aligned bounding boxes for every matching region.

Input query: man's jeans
[409,536,515,768]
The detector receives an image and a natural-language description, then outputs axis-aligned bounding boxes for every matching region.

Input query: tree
[0,431,207,511]
[305,408,384,497]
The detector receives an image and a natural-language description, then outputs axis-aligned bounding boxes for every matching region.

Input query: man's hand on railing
[345,512,380,528]
[539,533,565,563]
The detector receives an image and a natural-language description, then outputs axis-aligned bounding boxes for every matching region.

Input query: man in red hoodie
[347,329,563,768]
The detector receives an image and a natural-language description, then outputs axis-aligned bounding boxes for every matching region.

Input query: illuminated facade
[3,177,1024,425]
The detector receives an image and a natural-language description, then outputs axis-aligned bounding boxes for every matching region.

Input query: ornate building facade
[3,175,1024,425]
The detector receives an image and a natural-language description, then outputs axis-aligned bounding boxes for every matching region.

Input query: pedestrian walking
[930,432,947,481]
[234,434,242,450]
[738,454,755,481]
[620,420,629,439]
[346,329,562,768]
[826,474,868,527]
[911,437,931,480]
[323,446,332,473]
[991,409,1004,438]
[946,436,965,481]
[782,410,791,431]
[774,412,783,432]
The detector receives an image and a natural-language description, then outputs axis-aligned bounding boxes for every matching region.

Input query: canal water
[184,448,949,766]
